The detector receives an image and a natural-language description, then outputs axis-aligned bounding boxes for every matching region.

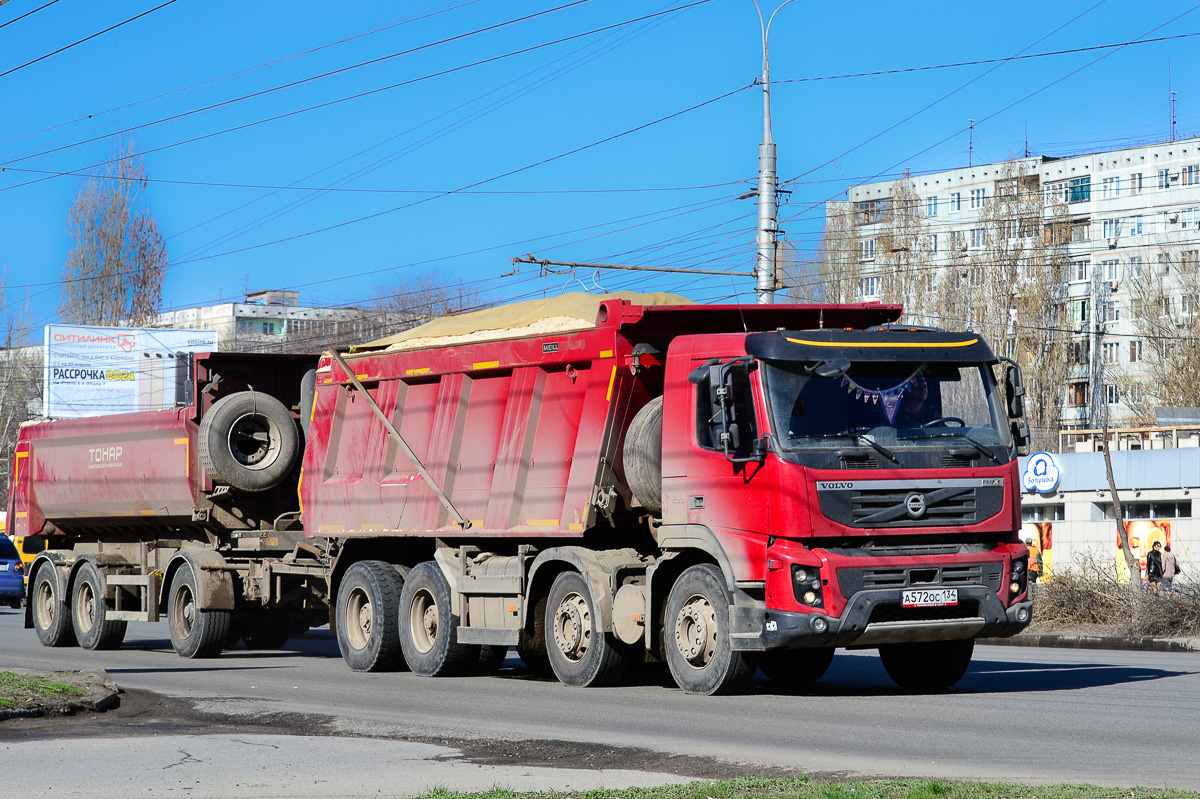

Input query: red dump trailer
[11,294,1033,694]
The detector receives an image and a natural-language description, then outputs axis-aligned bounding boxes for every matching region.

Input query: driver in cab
[894,378,939,427]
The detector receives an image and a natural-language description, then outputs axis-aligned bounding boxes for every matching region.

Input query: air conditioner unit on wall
[1107,237,1118,248]
[1170,212,1180,222]
[1108,279,1119,290]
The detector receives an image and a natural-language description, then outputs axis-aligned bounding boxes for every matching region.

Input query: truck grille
[815,479,1005,529]
[868,600,981,625]
[836,562,1004,596]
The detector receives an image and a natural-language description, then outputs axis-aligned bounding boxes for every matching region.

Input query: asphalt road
[2,606,1198,792]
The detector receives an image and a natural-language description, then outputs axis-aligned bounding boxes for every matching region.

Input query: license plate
[902,588,957,607]
[0,563,8,572]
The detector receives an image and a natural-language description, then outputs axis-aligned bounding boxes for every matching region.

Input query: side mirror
[1001,358,1026,419]
[710,360,765,465]
[1011,419,1031,455]
[811,357,851,379]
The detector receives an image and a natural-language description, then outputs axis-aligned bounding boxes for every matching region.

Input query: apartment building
[831,135,1200,430]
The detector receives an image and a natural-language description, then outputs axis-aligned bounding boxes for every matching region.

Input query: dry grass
[1031,551,1200,638]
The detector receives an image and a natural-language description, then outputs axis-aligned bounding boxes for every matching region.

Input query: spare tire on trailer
[198,391,299,493]
[622,396,663,516]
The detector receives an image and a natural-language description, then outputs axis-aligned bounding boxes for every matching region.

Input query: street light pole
[752,0,793,304]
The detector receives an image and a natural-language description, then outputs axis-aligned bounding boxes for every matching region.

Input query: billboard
[44,325,218,419]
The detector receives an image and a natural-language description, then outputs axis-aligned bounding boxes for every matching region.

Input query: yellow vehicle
[1,518,37,589]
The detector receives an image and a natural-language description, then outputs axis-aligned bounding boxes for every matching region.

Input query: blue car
[0,536,23,608]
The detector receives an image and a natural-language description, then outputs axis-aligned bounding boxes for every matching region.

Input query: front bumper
[731,585,1032,651]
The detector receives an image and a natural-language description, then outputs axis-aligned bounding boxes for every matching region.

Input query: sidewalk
[983,633,1200,653]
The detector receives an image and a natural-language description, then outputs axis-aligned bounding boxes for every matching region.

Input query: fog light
[1012,561,1024,573]
[803,590,817,604]
[795,568,808,582]
[1016,607,1030,623]
[810,579,821,589]
[1010,581,1021,594]
[811,616,829,633]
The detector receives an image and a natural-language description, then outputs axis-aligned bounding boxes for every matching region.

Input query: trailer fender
[24,551,74,630]
[525,547,645,633]
[164,551,235,612]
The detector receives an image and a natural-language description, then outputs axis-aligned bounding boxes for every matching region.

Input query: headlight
[792,564,824,607]
[794,568,808,582]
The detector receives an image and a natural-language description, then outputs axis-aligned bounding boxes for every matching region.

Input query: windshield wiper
[804,431,899,463]
[899,430,1000,463]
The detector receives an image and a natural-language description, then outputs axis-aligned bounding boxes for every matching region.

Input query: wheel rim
[35,577,56,632]
[172,583,197,641]
[552,591,591,663]
[408,588,437,654]
[226,412,281,471]
[674,593,717,669]
[76,581,97,635]
[345,586,372,651]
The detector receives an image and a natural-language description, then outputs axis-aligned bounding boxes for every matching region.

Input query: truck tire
[759,647,834,684]
[517,595,553,678]
[198,391,299,493]
[71,562,127,650]
[663,564,758,695]
[544,571,631,687]
[399,561,478,677]
[167,563,231,659]
[622,396,663,515]
[336,560,405,672]
[879,638,974,691]
[31,564,76,648]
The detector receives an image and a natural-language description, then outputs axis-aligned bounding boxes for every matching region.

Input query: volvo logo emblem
[905,492,927,519]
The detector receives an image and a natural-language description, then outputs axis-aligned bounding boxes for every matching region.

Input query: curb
[982,634,1200,653]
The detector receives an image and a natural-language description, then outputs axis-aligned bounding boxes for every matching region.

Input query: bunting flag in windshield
[840,366,925,424]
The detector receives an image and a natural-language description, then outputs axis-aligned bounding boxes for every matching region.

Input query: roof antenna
[730,278,750,334]
[968,119,976,167]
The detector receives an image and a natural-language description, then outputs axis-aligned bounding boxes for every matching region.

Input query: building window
[1184,165,1200,186]
[1182,208,1198,230]
[854,200,890,225]
[1128,255,1144,278]
[1071,259,1090,282]
[858,275,880,298]
[261,322,276,335]
[1102,341,1119,364]
[1068,177,1090,203]
[1160,211,1172,233]
[1102,298,1119,323]
[949,192,961,213]
[1130,339,1140,362]
[970,228,986,248]
[1159,251,1173,274]
[1070,221,1090,242]
[1128,216,1143,236]
[1022,504,1065,522]
[1101,259,1120,282]
[1045,181,1068,204]
[951,230,966,251]
[927,233,938,253]
[1101,218,1121,239]
[860,238,876,260]
[1101,176,1121,198]
[927,196,938,217]
[1068,382,1089,406]
[1184,250,1200,269]
[1183,294,1199,318]
[1158,168,1171,189]
[1068,340,1089,364]
[1130,172,1143,194]
[969,188,986,210]
[1105,384,1119,404]
[1110,501,1192,520]
[1071,298,1090,325]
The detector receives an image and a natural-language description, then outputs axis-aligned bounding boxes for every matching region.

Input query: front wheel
[545,571,631,687]
[759,647,835,684]
[72,562,127,650]
[398,561,478,676]
[663,564,758,695]
[879,638,974,691]
[168,563,231,659]
[31,565,76,647]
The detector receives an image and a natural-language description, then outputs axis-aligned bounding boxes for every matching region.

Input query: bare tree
[0,284,42,509]
[59,140,167,326]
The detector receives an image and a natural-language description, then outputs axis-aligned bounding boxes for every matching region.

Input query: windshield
[762,360,1012,460]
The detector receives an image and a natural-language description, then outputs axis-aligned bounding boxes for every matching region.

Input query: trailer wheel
[168,563,231,659]
[399,562,478,677]
[623,396,663,515]
[336,561,405,672]
[664,564,758,695]
[879,639,974,691]
[759,647,834,684]
[71,562,127,650]
[545,571,630,687]
[198,391,299,493]
[31,564,76,648]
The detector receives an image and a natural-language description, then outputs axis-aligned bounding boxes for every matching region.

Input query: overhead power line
[0,0,181,80]
[0,0,64,31]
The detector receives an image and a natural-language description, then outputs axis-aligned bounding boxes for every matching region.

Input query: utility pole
[752,1,794,304]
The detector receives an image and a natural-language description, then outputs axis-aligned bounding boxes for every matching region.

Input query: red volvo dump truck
[10,294,1033,694]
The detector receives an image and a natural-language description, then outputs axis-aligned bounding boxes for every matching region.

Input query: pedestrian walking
[1162,545,1182,597]
[1026,537,1043,583]
[1146,541,1165,595]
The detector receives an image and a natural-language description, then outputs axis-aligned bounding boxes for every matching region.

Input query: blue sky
[2,0,1198,332]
